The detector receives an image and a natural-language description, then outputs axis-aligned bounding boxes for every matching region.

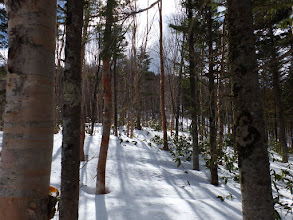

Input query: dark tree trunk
[187,0,199,170]
[90,54,101,136]
[207,8,218,185]
[175,40,184,140]
[133,13,142,130]
[269,27,288,162]
[274,107,278,143]
[227,0,274,219]
[159,0,168,151]
[113,56,118,136]
[291,122,293,150]
[80,1,91,162]
[60,0,83,219]
[217,24,225,148]
[96,0,114,195]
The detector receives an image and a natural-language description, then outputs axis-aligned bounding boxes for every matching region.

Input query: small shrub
[169,135,192,168]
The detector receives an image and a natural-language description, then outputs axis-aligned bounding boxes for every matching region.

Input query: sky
[130,0,182,73]
[0,0,183,66]
[135,0,181,44]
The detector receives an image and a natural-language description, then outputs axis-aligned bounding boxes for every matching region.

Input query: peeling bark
[96,0,115,195]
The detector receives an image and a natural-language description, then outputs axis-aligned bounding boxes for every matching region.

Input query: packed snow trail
[50,126,242,220]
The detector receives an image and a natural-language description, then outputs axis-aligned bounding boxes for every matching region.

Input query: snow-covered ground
[1,125,293,219]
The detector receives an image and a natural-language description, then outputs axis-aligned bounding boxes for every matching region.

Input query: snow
[1,125,293,219]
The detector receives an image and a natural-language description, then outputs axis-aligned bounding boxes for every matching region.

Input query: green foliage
[150,135,164,146]
[269,140,281,155]
[217,193,233,202]
[169,135,192,168]
[147,120,162,131]
[271,167,293,217]
[199,134,239,185]
[223,153,238,173]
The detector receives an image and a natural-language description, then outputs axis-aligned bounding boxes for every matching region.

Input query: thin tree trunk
[96,0,114,195]
[133,2,142,130]
[175,41,184,140]
[227,0,274,219]
[290,122,293,150]
[274,107,278,143]
[90,54,101,135]
[159,0,168,150]
[199,61,204,142]
[269,27,288,162]
[187,0,199,170]
[80,2,91,161]
[55,30,65,133]
[96,59,112,194]
[60,0,83,219]
[227,106,231,135]
[113,56,118,136]
[217,24,225,148]
[207,8,218,185]
[130,107,134,138]
[0,1,56,219]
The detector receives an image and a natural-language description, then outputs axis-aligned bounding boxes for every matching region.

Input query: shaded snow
[0,125,293,219]
[52,126,243,220]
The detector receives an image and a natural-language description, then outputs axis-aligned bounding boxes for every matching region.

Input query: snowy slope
[52,126,243,220]
[1,125,293,219]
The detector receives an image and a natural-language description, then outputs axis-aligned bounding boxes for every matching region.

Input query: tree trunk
[55,30,65,133]
[113,56,118,136]
[79,2,91,162]
[207,8,218,185]
[175,40,184,140]
[90,54,101,135]
[291,122,293,150]
[274,107,278,143]
[217,24,225,148]
[0,1,56,219]
[96,0,115,195]
[133,3,142,130]
[60,0,83,219]
[227,0,274,219]
[269,27,288,162]
[187,0,199,170]
[199,61,204,142]
[159,0,168,151]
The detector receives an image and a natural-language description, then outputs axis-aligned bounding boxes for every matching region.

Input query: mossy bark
[60,0,83,219]
[227,0,274,219]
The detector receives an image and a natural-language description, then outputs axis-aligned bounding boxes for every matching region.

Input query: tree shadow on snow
[95,195,108,220]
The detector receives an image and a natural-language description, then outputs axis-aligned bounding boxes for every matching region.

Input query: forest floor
[1,125,293,219]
